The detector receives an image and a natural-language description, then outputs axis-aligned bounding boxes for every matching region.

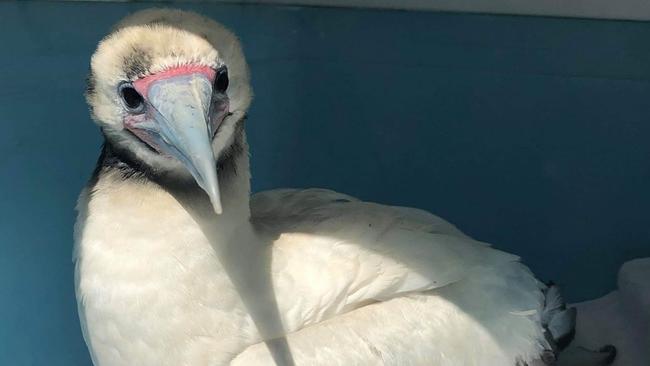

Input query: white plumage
[74,8,614,366]
[76,172,545,365]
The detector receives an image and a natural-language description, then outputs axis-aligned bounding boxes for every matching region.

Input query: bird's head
[86,9,251,214]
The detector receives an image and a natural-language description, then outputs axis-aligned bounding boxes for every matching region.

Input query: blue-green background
[1,1,649,365]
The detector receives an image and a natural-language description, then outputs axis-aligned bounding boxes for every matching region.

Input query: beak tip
[210,196,223,215]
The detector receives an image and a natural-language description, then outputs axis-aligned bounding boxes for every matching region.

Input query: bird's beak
[130,71,224,214]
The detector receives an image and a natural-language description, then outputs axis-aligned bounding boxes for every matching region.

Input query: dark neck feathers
[89,122,246,198]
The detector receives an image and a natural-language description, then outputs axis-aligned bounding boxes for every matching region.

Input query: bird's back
[251,188,524,300]
[239,188,553,364]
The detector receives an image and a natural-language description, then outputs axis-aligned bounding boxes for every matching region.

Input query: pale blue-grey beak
[134,74,223,214]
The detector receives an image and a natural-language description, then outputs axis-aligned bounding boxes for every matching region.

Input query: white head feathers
[86,8,252,178]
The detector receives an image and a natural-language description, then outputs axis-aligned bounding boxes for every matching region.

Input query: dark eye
[214,66,229,93]
[118,83,145,113]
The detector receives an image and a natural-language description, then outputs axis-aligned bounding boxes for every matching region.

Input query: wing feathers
[253,188,524,331]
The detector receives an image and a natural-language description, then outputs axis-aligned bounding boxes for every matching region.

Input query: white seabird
[74,8,617,366]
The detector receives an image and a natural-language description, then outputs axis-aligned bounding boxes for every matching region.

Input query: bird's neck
[96,132,253,231]
[79,136,266,362]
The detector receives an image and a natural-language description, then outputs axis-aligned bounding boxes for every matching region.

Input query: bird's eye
[118,83,145,113]
[214,66,229,93]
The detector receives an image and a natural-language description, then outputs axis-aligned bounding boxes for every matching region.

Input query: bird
[74,8,617,366]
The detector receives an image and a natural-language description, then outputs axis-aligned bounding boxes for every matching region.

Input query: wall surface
[73,0,650,21]
[217,0,650,21]
[1,1,650,365]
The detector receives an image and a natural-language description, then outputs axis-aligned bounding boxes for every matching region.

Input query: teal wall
[1,2,650,365]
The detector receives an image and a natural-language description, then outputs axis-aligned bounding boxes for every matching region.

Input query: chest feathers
[75,160,258,365]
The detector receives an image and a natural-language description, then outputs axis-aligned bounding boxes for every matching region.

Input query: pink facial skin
[132,64,216,97]
[122,64,227,154]
[123,113,164,153]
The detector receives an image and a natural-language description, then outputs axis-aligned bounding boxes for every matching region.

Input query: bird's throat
[95,127,252,223]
